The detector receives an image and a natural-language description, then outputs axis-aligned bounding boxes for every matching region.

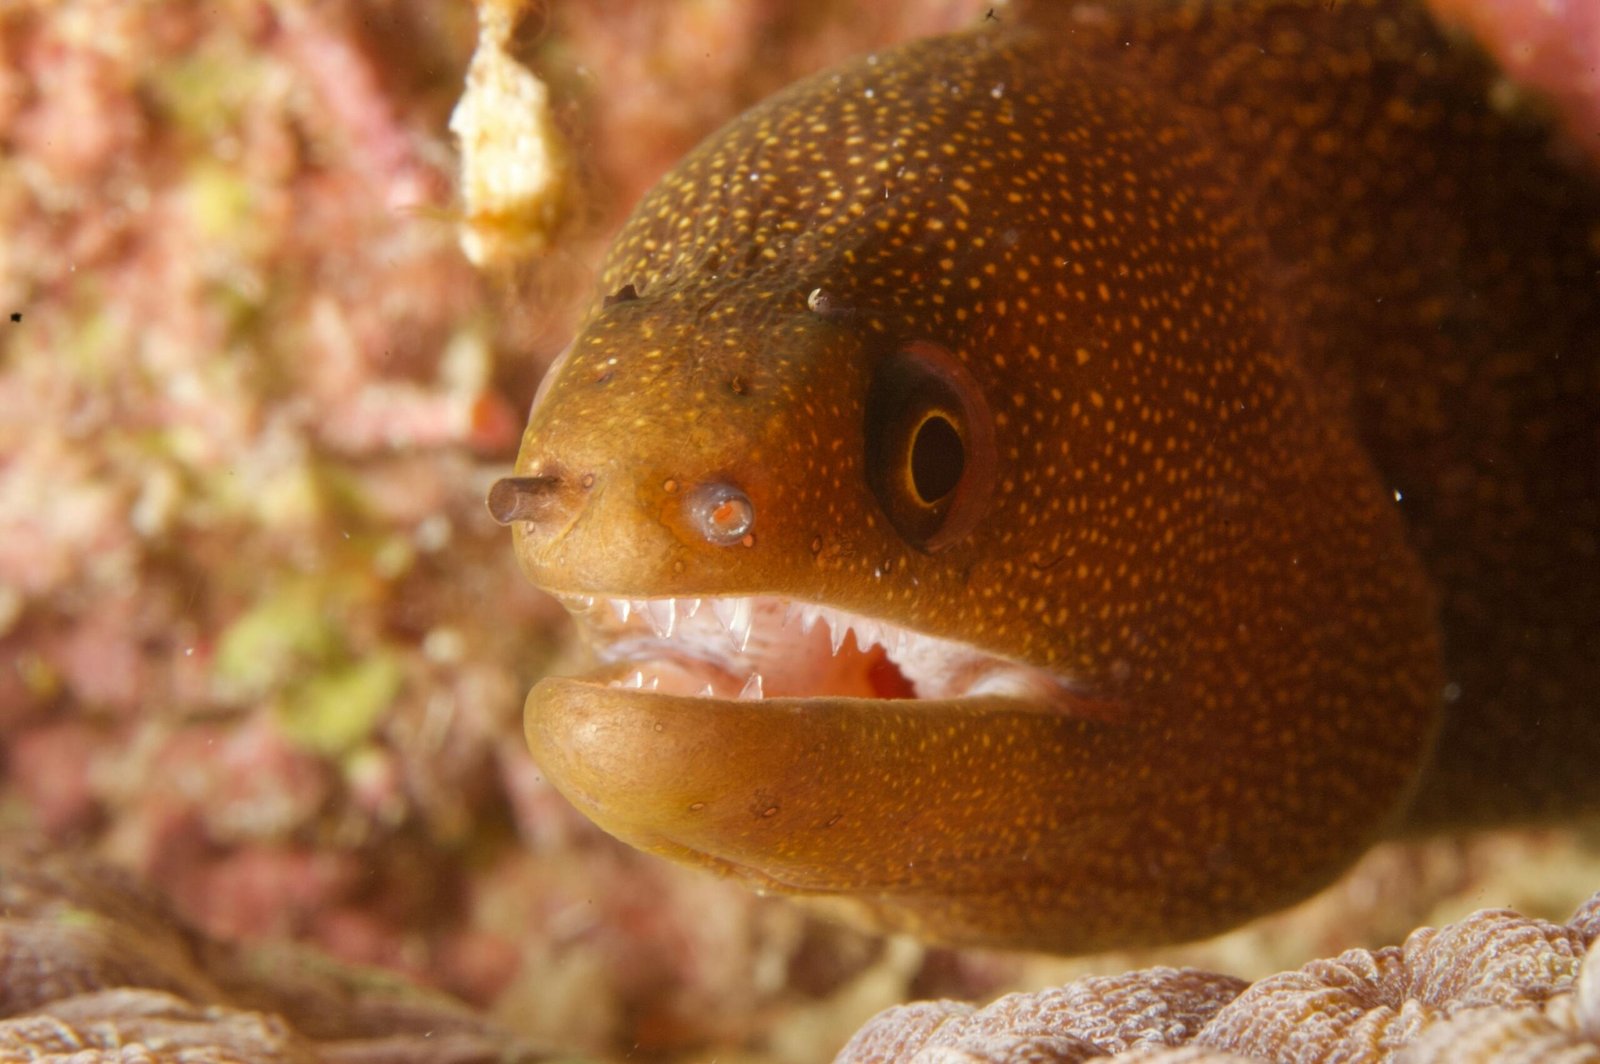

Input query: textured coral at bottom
[837,890,1600,1063]
[0,839,544,1063]
[11,836,1600,1064]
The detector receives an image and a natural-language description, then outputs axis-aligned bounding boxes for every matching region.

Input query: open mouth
[558,594,1077,708]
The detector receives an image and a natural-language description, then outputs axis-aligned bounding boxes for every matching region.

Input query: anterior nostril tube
[487,474,566,525]
[685,481,754,546]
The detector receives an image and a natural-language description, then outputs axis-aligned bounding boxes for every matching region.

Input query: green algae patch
[187,161,257,244]
[214,579,405,755]
[276,652,404,756]
[213,583,341,700]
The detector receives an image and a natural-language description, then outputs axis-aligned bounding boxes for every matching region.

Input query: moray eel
[490,0,1600,951]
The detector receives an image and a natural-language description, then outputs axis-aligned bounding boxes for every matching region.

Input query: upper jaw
[552,591,1080,709]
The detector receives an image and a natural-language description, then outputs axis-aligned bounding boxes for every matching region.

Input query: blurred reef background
[2,1,1598,1061]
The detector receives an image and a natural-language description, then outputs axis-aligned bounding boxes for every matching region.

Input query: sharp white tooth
[647,675,660,691]
[699,683,715,698]
[613,599,632,623]
[712,598,737,634]
[625,670,644,688]
[821,607,846,639]
[729,597,754,652]
[580,595,595,609]
[645,599,676,638]
[738,673,764,700]
[683,597,702,619]
[828,618,847,656]
[632,599,650,622]
[799,605,820,634]
[782,601,801,628]
[856,620,882,650]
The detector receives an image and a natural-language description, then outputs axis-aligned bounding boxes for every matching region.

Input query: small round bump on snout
[806,286,853,319]
[685,481,755,547]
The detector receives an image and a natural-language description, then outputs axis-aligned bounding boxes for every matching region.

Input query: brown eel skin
[489,0,1600,952]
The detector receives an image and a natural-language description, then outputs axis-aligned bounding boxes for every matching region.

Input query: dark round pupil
[911,415,964,504]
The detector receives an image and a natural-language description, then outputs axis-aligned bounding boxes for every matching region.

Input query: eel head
[488,23,1443,951]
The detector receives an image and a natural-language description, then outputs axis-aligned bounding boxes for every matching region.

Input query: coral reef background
[2,1,1597,1061]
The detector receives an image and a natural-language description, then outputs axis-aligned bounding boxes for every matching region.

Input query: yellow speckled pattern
[503,0,1600,951]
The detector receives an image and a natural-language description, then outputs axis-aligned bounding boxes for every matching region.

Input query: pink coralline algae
[838,889,1600,1063]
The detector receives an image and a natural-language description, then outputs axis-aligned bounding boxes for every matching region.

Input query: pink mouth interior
[564,595,1074,706]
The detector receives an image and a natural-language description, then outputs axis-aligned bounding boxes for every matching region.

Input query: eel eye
[865,342,996,551]
[909,412,964,504]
